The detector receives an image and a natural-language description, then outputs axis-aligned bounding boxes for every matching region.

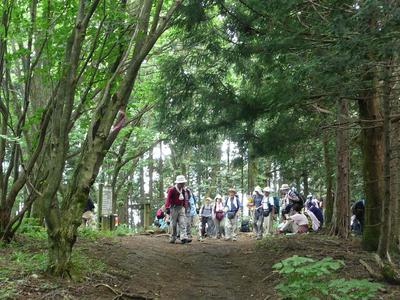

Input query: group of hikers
[154,175,326,244]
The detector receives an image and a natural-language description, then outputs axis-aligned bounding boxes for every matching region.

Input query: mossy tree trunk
[44,0,182,276]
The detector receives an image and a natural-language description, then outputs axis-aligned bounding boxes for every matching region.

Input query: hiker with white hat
[252,186,264,240]
[279,184,290,221]
[165,175,191,244]
[224,188,241,241]
[262,187,275,236]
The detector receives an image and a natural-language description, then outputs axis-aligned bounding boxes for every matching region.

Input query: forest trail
[78,233,400,300]
[85,233,268,300]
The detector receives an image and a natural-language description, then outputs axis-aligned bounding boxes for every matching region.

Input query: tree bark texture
[330,98,350,238]
[359,80,384,251]
[323,130,334,226]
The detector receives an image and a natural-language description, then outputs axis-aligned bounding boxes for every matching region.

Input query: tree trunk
[323,130,334,226]
[330,98,350,238]
[158,142,164,201]
[359,79,384,251]
[378,64,392,258]
[391,76,400,250]
[149,147,154,203]
[247,144,257,194]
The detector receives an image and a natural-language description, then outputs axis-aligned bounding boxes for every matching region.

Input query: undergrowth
[273,255,383,300]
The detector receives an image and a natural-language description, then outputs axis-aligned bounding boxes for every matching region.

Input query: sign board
[101,185,113,216]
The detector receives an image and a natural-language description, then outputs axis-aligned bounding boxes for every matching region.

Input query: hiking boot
[180,239,188,244]
[224,237,231,241]
[169,237,176,244]
[232,237,237,241]
[216,234,221,239]
[186,238,192,243]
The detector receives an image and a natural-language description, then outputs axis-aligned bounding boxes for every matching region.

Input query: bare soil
[2,233,400,300]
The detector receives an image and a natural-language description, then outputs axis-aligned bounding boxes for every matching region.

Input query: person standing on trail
[224,188,241,241]
[165,175,191,244]
[185,188,197,241]
[252,186,264,240]
[213,194,225,239]
[262,187,275,236]
[198,197,213,241]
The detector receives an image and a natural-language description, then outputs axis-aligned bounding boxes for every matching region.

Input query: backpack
[214,203,224,221]
[156,208,164,219]
[240,220,250,232]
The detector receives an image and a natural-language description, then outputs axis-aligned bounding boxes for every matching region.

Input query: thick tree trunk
[359,82,384,251]
[391,83,400,250]
[323,130,334,226]
[378,64,393,258]
[330,98,350,238]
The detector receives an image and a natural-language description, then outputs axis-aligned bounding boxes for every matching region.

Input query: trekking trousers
[263,214,274,235]
[214,218,224,237]
[170,205,188,241]
[225,214,238,239]
[253,209,264,237]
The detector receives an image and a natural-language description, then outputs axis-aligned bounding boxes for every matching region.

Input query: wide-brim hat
[228,188,236,193]
[263,187,273,193]
[254,186,263,194]
[175,175,187,184]
[214,194,223,200]
[280,184,290,191]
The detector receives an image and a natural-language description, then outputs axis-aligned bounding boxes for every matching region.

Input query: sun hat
[280,184,290,191]
[254,186,263,194]
[263,187,273,193]
[214,194,223,200]
[228,188,236,193]
[175,175,187,184]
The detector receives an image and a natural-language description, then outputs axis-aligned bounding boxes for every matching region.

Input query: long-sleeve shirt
[165,186,188,208]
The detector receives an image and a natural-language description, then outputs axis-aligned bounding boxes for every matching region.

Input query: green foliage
[273,255,382,300]
[0,279,16,300]
[17,218,47,239]
[10,250,47,273]
[78,224,134,239]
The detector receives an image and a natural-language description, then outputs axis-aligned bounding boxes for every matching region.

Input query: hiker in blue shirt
[186,189,197,241]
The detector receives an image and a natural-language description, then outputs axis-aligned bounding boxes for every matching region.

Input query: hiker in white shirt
[224,188,241,241]
[262,187,275,236]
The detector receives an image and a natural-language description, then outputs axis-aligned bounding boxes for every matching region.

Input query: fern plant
[273,255,382,300]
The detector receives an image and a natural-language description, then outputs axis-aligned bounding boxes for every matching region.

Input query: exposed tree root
[95,283,152,300]
[375,254,400,285]
[359,259,382,280]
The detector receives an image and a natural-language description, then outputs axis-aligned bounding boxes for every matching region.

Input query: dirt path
[86,233,268,300]
[12,233,400,299]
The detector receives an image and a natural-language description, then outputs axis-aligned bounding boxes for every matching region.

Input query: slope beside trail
[77,233,400,300]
